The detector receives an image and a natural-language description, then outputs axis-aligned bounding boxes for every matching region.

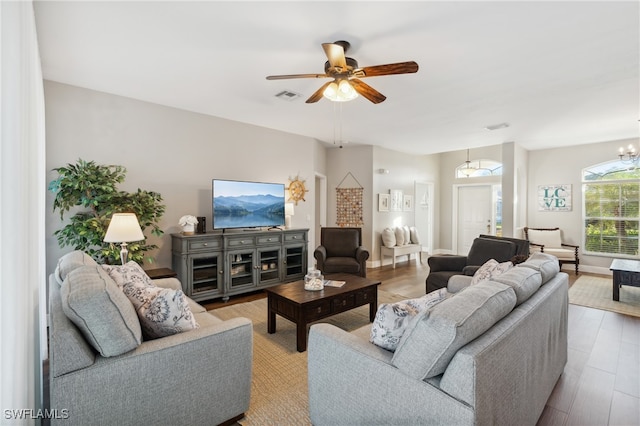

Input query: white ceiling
[34,1,639,155]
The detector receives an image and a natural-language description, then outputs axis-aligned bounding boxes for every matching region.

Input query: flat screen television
[212,179,285,230]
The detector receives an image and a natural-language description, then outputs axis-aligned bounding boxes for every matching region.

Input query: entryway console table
[172,228,308,302]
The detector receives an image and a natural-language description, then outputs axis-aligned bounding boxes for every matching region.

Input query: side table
[145,267,177,280]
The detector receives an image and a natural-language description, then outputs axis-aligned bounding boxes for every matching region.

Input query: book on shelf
[323,279,346,288]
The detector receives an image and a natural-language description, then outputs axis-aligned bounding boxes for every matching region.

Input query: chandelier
[460,149,477,177]
[618,144,639,165]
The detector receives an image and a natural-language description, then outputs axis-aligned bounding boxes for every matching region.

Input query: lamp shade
[284,203,295,216]
[104,213,144,243]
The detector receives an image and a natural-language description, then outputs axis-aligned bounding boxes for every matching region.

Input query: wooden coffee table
[610,259,640,301]
[265,273,381,352]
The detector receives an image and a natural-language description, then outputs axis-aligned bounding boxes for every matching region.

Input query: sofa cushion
[370,288,449,351]
[470,259,513,285]
[381,228,396,248]
[490,266,542,305]
[55,250,98,286]
[409,226,421,244]
[392,281,517,379]
[61,265,142,357]
[518,252,560,284]
[102,262,199,340]
[394,227,405,246]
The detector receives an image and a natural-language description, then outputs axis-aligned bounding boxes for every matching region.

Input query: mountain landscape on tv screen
[213,193,285,228]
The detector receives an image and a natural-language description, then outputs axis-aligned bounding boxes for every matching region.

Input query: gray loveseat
[48,251,253,425]
[308,253,568,425]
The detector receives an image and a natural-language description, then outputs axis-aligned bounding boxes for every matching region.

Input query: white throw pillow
[370,288,449,351]
[102,262,198,339]
[394,227,405,246]
[402,226,411,246]
[381,228,396,248]
[409,227,421,244]
[470,259,513,285]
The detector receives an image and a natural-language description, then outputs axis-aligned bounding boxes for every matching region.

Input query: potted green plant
[49,159,166,265]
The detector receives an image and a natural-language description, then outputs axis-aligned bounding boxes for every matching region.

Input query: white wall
[44,81,322,273]
[527,138,636,273]
[372,146,439,265]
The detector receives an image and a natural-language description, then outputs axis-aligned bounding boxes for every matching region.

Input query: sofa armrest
[314,245,327,270]
[50,316,253,425]
[355,246,370,262]
[307,323,474,425]
[427,255,468,272]
[152,277,182,291]
[448,275,473,293]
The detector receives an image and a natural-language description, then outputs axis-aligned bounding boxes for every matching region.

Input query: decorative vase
[182,224,195,235]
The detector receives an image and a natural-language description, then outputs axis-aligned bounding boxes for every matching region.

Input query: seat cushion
[54,250,98,286]
[61,265,142,357]
[542,248,576,261]
[392,281,517,379]
[527,229,562,248]
[323,257,361,274]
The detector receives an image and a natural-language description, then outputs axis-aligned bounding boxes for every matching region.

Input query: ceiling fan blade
[266,73,328,80]
[305,81,333,104]
[358,61,419,78]
[322,43,347,70]
[349,79,386,104]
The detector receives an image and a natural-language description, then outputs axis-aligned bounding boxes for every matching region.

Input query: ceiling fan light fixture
[323,79,358,102]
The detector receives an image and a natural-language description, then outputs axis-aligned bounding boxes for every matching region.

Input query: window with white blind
[583,161,640,257]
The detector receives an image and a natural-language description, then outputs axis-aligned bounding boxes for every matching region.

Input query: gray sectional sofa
[48,251,253,426]
[308,253,568,425]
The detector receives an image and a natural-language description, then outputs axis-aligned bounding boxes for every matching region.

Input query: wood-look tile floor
[206,257,640,425]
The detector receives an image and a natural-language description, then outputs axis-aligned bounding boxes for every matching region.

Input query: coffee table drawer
[356,288,376,305]
[304,300,332,321]
[331,294,356,313]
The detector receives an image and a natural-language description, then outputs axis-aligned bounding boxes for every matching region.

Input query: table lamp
[103,213,144,265]
[285,203,295,229]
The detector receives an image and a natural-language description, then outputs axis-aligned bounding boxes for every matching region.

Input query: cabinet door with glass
[226,248,257,293]
[283,243,307,281]
[257,246,282,286]
[188,252,224,300]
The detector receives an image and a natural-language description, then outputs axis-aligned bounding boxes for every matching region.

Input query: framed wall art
[538,184,572,211]
[403,195,413,211]
[390,189,403,212]
[378,193,389,212]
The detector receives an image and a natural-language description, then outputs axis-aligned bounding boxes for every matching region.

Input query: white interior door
[455,185,493,255]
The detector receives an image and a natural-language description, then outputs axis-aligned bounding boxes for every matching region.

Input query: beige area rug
[569,275,640,317]
[211,290,407,426]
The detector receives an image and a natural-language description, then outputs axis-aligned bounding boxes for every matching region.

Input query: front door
[454,185,497,255]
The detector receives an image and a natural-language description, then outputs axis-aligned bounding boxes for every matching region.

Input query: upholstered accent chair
[314,227,369,277]
[426,235,530,293]
[524,227,579,274]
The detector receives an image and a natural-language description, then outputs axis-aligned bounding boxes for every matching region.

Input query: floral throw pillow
[471,259,513,286]
[370,288,449,351]
[102,262,198,340]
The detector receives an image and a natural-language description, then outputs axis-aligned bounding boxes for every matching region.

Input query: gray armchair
[314,227,369,277]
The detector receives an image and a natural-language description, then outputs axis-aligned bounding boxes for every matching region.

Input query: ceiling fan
[266,40,419,104]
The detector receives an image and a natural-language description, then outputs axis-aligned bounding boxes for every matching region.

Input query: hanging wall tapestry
[336,172,364,227]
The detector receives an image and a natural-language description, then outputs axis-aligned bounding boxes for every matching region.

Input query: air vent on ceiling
[484,122,510,131]
[275,90,302,101]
